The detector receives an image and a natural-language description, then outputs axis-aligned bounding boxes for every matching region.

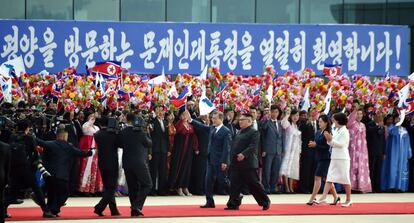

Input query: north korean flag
[323,63,342,77]
[91,61,122,79]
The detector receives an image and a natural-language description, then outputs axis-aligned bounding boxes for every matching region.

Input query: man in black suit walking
[0,136,10,222]
[118,113,153,216]
[36,127,93,216]
[149,106,169,196]
[188,110,232,207]
[93,117,121,216]
[225,113,270,211]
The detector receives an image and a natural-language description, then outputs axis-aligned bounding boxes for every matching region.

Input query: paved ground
[7,193,414,223]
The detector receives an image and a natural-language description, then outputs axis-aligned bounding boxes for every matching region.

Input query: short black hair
[241,112,254,119]
[270,105,282,119]
[56,127,68,136]
[211,111,224,120]
[17,119,30,132]
[270,105,279,110]
[299,110,307,116]
[249,106,257,111]
[333,112,348,126]
[99,116,109,127]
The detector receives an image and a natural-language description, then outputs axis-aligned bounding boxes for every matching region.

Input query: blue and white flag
[301,87,310,111]
[199,94,216,116]
[323,87,332,115]
[398,84,410,108]
[0,55,26,78]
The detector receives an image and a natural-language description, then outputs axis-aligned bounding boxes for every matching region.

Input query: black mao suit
[226,126,270,209]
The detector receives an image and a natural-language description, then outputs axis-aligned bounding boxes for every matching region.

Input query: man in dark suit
[366,112,386,193]
[149,106,169,196]
[62,111,80,196]
[0,136,10,222]
[118,113,153,217]
[189,114,210,195]
[189,110,232,208]
[261,105,284,194]
[298,110,316,194]
[93,117,121,216]
[225,113,270,211]
[36,127,93,217]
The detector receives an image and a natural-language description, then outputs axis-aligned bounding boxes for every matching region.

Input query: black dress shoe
[131,209,144,216]
[43,211,56,218]
[94,209,105,216]
[200,203,215,208]
[262,202,271,210]
[111,211,121,216]
[224,206,239,210]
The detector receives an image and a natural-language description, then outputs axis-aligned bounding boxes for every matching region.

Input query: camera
[33,159,51,178]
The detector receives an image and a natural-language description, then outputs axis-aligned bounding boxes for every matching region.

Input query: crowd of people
[0,95,413,220]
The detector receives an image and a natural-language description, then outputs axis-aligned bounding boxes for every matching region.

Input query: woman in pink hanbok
[78,112,103,194]
[347,103,372,193]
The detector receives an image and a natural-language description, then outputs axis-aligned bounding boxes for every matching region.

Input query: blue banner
[0,19,409,76]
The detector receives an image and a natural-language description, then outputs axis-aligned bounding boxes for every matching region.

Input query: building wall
[0,0,412,72]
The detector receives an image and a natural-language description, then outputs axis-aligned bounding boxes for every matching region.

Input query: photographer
[118,113,152,217]
[5,120,55,218]
[36,126,94,217]
[93,117,121,216]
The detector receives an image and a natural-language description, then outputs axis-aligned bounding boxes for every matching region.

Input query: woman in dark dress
[306,115,339,205]
[168,109,199,196]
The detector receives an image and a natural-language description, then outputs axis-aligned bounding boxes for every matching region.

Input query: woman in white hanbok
[280,108,302,193]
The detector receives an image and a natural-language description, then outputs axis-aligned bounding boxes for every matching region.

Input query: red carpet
[7,202,414,221]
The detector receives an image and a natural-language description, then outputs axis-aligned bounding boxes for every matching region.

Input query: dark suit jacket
[192,118,210,156]
[261,119,283,154]
[0,141,11,188]
[67,121,79,148]
[37,139,91,181]
[150,117,169,154]
[94,128,119,171]
[118,126,152,169]
[299,121,316,152]
[224,118,236,139]
[191,120,232,165]
[366,120,386,157]
[230,126,259,170]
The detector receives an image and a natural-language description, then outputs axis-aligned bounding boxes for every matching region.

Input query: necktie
[274,121,279,133]
[159,119,165,132]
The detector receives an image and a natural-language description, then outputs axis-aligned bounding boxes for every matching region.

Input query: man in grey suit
[186,110,232,208]
[261,105,284,194]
